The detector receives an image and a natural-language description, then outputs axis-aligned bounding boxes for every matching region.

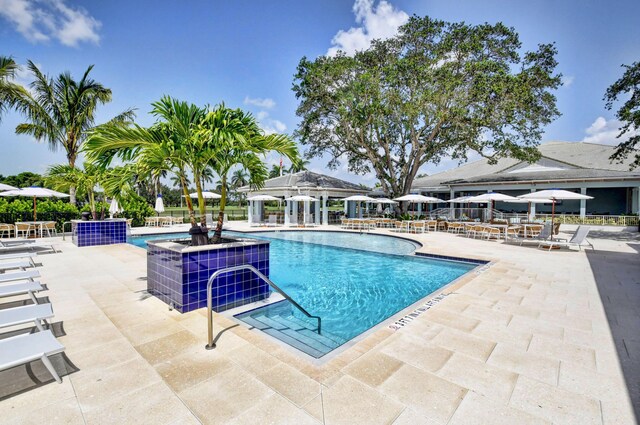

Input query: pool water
[130,231,476,357]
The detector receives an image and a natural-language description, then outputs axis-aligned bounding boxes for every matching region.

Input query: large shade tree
[605,61,640,168]
[293,16,562,198]
[9,61,135,204]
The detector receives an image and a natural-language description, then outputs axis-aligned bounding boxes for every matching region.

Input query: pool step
[235,303,346,358]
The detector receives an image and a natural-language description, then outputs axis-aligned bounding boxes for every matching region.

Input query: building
[237,171,368,225]
[411,141,640,217]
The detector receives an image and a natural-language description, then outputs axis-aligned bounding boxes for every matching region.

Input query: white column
[247,200,253,224]
[449,189,455,218]
[344,200,348,215]
[322,196,329,225]
[529,188,536,220]
[284,201,290,226]
[417,202,422,217]
[580,187,587,218]
[304,200,310,223]
[634,187,640,214]
[315,200,320,225]
[292,201,299,224]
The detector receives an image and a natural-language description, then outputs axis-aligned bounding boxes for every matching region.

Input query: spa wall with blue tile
[72,220,127,247]
[147,239,270,313]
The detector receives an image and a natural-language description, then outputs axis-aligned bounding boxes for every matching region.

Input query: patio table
[14,221,56,238]
[483,223,508,239]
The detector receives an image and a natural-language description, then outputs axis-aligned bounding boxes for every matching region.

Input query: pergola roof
[238,171,368,198]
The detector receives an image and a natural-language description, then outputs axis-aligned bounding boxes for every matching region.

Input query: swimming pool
[130,231,476,358]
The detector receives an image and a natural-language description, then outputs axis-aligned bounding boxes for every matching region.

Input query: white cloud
[0,0,101,47]
[255,110,286,135]
[581,116,638,145]
[327,0,409,57]
[561,75,575,88]
[244,96,276,109]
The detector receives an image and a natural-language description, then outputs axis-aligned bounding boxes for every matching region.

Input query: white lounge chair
[541,225,594,251]
[0,260,33,272]
[0,330,65,383]
[0,269,40,284]
[0,252,38,266]
[0,239,56,253]
[0,303,54,331]
[0,281,44,304]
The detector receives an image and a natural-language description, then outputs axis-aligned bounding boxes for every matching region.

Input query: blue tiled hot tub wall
[72,220,127,247]
[147,239,271,313]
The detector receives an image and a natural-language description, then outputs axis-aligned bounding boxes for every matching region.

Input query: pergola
[237,171,368,225]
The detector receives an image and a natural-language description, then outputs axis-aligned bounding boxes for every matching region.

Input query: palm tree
[198,106,300,242]
[170,174,189,189]
[0,56,27,122]
[231,169,249,207]
[10,61,135,204]
[46,162,104,219]
[268,164,282,179]
[84,97,205,233]
[288,159,310,173]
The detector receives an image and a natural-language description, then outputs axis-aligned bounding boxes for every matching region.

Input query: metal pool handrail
[205,264,321,349]
[61,221,73,241]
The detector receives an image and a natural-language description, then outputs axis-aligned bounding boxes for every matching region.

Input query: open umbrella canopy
[393,194,442,203]
[0,186,69,222]
[504,198,554,204]
[466,192,518,203]
[0,186,70,198]
[154,194,165,214]
[285,195,319,202]
[341,195,377,202]
[246,195,280,201]
[188,191,221,199]
[0,183,18,191]
[374,198,398,204]
[518,189,593,201]
[447,196,474,203]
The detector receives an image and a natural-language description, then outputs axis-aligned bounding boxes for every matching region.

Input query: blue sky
[1,0,639,186]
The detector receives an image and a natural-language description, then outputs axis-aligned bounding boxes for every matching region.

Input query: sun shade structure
[465,192,518,203]
[246,195,280,202]
[0,187,69,221]
[340,195,377,202]
[0,183,18,191]
[188,191,221,199]
[519,190,594,239]
[374,198,398,204]
[447,196,474,203]
[285,195,319,202]
[393,194,442,203]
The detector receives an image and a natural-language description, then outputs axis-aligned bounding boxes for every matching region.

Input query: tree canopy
[293,16,562,197]
[605,61,640,168]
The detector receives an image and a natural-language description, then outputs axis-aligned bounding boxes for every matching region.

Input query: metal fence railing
[0,212,80,232]
[534,214,639,227]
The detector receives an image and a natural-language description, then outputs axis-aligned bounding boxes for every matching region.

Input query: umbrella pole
[551,200,556,241]
[33,196,36,222]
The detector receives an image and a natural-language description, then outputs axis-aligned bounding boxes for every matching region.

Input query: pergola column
[530,188,536,219]
[247,200,253,225]
[449,188,455,218]
[580,187,587,218]
[634,187,640,214]
[292,201,299,224]
[315,199,321,225]
[322,195,329,225]
[284,201,290,226]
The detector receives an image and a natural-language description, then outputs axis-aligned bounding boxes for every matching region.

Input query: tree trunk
[68,153,77,205]
[211,175,227,243]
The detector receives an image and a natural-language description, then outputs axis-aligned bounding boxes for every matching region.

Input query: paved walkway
[0,225,638,424]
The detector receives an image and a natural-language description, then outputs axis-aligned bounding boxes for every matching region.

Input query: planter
[71,219,127,247]
[147,236,270,313]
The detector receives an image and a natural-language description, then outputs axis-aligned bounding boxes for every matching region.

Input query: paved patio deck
[1,224,638,424]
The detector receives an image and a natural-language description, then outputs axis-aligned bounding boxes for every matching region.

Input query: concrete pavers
[0,225,637,424]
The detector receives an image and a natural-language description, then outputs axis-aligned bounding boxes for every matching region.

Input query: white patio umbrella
[447,196,474,203]
[518,190,593,238]
[466,192,518,221]
[393,194,442,217]
[247,195,280,201]
[108,199,123,218]
[504,197,553,219]
[0,186,69,221]
[374,198,398,204]
[188,191,221,199]
[0,183,18,191]
[154,194,165,215]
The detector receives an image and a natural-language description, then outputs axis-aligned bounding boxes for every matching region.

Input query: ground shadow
[585,244,640,421]
[0,323,77,401]
[212,324,239,347]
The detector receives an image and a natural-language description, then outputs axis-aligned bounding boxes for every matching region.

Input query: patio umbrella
[0,183,18,191]
[503,198,553,220]
[188,191,221,199]
[246,195,280,201]
[0,186,69,221]
[374,198,398,214]
[108,198,123,218]
[393,194,442,217]
[518,189,593,239]
[466,192,518,221]
[154,194,165,215]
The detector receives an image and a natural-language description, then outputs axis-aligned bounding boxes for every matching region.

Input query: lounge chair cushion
[0,330,64,372]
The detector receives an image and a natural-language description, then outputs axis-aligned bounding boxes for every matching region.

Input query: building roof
[444,168,640,186]
[412,141,640,190]
[238,171,366,194]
